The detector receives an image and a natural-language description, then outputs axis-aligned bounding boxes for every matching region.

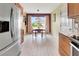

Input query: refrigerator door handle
[10,8,14,41]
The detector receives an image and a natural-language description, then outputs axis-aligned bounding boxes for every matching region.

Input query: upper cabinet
[68,3,79,18]
[74,4,79,16]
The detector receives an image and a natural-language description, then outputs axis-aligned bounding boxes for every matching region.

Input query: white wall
[51,3,67,51]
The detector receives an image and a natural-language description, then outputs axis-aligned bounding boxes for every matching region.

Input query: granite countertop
[60,27,73,38]
[60,27,79,45]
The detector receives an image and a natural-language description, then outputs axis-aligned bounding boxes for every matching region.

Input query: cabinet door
[59,34,65,55]
[68,3,79,18]
[74,4,79,16]
[13,5,19,41]
[59,33,71,56]
[0,4,13,50]
[61,38,71,55]
[68,3,75,18]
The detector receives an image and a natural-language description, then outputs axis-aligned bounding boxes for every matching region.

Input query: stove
[71,42,79,56]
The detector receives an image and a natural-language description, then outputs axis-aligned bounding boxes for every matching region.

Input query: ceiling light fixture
[37,9,39,12]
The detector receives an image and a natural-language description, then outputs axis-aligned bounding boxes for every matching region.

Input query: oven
[70,42,79,56]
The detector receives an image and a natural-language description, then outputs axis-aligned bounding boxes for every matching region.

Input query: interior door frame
[27,13,51,33]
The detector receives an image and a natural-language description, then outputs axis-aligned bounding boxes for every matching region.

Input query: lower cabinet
[59,33,71,56]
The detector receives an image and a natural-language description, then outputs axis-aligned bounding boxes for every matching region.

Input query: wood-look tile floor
[20,34,60,56]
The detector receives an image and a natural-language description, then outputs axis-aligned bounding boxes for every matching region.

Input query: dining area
[30,29,47,44]
[32,29,46,39]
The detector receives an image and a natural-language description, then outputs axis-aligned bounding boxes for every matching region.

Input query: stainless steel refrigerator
[0,3,21,56]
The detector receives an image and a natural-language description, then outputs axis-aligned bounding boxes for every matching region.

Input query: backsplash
[73,19,79,36]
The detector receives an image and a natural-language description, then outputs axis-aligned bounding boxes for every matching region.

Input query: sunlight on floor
[20,34,60,56]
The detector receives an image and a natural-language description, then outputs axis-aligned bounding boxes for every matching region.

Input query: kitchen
[59,3,79,56]
[0,3,79,56]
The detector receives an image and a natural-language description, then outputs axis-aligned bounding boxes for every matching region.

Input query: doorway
[27,14,51,34]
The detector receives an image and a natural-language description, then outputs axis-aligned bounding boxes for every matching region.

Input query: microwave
[0,21,9,33]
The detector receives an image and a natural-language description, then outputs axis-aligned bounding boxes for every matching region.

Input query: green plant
[32,22,43,29]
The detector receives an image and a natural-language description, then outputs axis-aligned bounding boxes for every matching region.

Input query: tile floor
[20,34,60,56]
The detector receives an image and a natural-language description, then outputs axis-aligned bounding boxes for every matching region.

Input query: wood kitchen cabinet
[74,4,79,17]
[68,3,79,18]
[59,33,71,56]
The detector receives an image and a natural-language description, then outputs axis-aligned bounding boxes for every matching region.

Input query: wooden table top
[32,29,45,33]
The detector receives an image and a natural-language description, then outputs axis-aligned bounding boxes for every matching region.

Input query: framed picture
[53,13,56,22]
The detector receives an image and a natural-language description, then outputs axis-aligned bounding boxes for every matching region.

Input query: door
[0,3,13,50]
[27,14,51,33]
[10,4,19,41]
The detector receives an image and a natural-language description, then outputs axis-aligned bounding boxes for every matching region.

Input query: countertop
[60,27,74,37]
[60,27,79,45]
[60,30,79,54]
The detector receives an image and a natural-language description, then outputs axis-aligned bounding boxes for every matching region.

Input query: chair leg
[32,32,34,39]
[41,32,43,39]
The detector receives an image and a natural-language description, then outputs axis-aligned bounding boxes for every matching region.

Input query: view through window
[31,16,46,29]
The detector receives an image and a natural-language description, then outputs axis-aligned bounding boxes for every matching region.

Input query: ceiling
[22,3,61,13]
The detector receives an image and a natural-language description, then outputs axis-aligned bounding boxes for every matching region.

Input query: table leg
[35,31,37,38]
[41,32,43,38]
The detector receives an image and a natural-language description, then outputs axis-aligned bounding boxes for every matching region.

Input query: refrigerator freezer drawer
[0,41,21,56]
[0,32,13,50]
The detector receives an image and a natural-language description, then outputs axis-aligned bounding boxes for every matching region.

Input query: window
[31,16,46,29]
